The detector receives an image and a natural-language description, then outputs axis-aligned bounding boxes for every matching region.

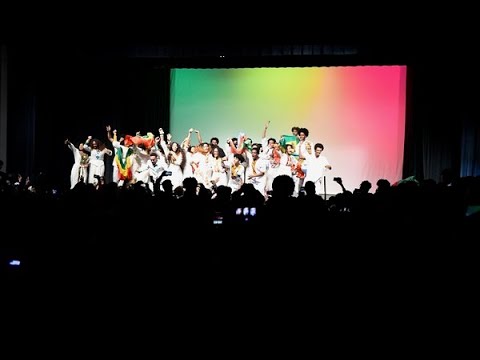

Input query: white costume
[83,145,112,185]
[67,142,89,189]
[304,153,331,195]
[245,152,267,196]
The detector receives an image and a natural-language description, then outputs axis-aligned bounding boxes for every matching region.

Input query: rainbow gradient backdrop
[171,66,407,193]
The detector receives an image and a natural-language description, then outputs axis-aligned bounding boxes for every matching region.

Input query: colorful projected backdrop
[171,66,407,194]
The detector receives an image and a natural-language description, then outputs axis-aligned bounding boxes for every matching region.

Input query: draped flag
[124,132,155,150]
[115,147,134,180]
[279,135,299,154]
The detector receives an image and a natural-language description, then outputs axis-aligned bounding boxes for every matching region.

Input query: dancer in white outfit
[83,136,112,186]
[303,143,332,195]
[210,147,228,188]
[245,147,267,197]
[65,139,90,189]
[228,154,245,193]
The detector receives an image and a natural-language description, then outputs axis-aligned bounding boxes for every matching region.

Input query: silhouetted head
[304,181,316,195]
[272,175,295,198]
[183,177,198,194]
[162,179,173,193]
[359,180,372,193]
[376,179,391,193]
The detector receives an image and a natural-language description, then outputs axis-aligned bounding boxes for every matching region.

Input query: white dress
[83,146,112,185]
[67,143,89,189]
[210,157,228,187]
[168,152,184,190]
[304,154,331,195]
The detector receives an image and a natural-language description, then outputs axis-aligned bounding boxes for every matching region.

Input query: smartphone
[236,207,257,222]
[213,212,223,225]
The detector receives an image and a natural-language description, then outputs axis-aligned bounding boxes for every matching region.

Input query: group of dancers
[66,122,332,197]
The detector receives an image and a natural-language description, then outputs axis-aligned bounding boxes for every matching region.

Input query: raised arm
[65,139,75,152]
[262,120,270,139]
[83,136,93,151]
[106,125,114,143]
[166,133,173,146]
[195,129,203,144]
[158,128,170,157]
[180,130,191,149]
